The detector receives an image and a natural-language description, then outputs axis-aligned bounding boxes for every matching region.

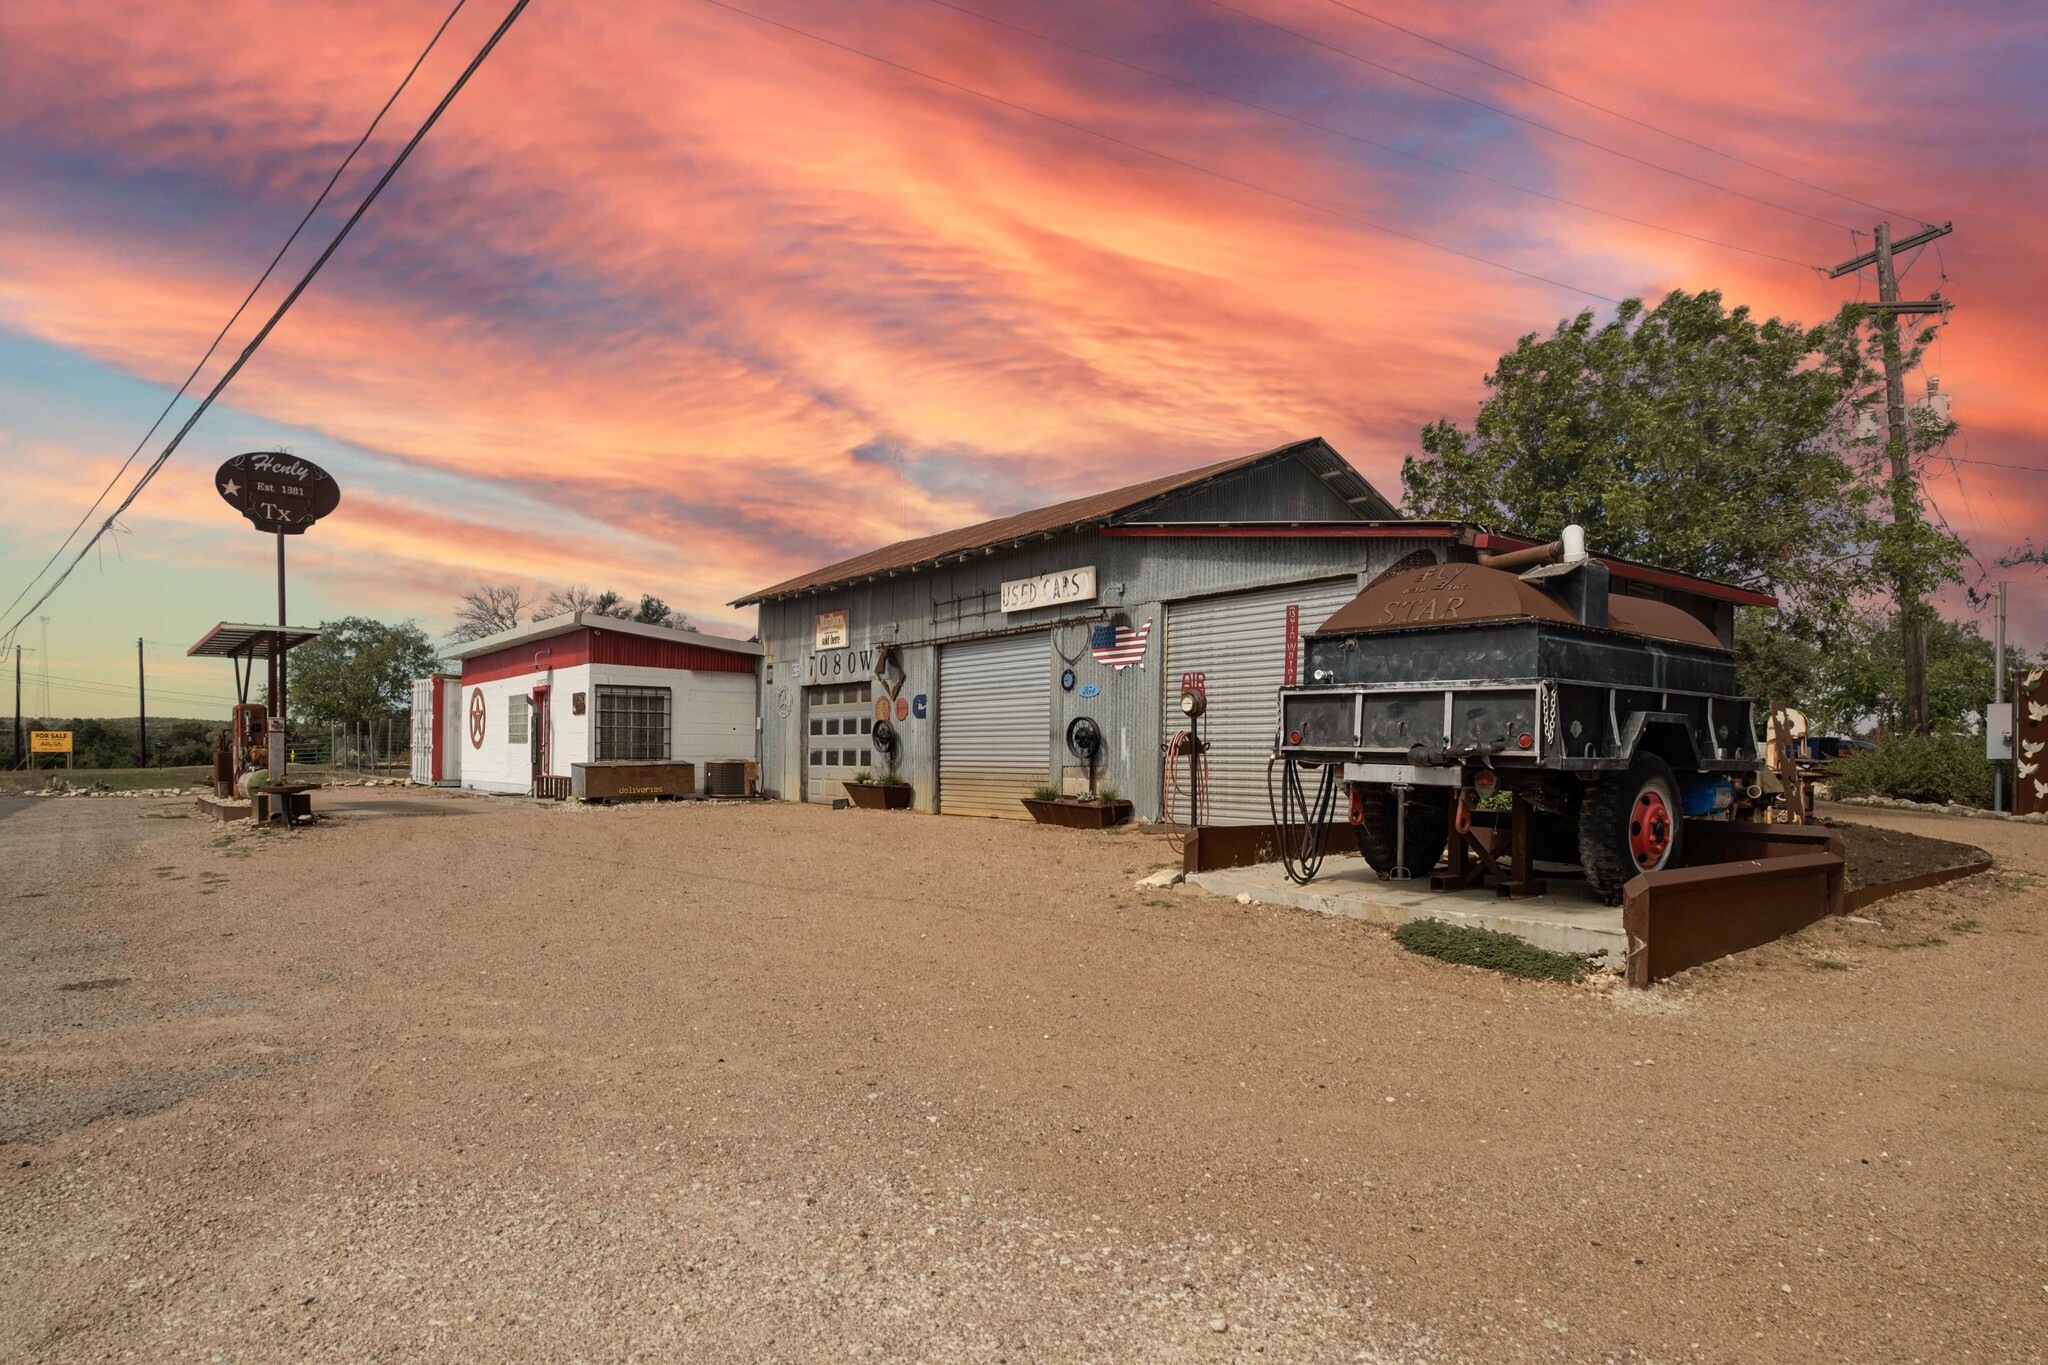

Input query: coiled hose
[1162,729,1210,855]
[1267,754,1339,885]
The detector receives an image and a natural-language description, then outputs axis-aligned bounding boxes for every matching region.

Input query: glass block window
[506,695,528,744]
[595,685,671,761]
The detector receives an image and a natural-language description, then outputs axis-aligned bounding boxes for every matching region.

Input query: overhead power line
[1312,0,1933,227]
[1203,0,1855,234]
[691,0,1617,304]
[0,0,473,633]
[1946,454,2044,475]
[919,0,1815,270]
[0,0,534,650]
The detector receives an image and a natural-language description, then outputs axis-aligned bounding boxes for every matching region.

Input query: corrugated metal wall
[1162,578,1363,825]
[938,633,1050,817]
[755,527,1443,820]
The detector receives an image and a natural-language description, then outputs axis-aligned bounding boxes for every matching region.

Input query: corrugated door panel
[1164,579,1359,825]
[939,633,1050,817]
[410,680,433,784]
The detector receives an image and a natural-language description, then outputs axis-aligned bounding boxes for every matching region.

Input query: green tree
[1402,289,1964,633]
[290,618,442,729]
[1733,610,1820,710]
[1831,611,2035,736]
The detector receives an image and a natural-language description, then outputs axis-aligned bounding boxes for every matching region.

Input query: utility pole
[1830,220,1953,737]
[10,646,19,770]
[137,637,148,768]
[1993,580,2008,811]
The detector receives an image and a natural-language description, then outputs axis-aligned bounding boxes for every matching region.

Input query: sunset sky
[2,0,2043,717]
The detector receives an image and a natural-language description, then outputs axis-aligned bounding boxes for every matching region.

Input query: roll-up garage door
[939,632,1050,817]
[1163,579,1360,825]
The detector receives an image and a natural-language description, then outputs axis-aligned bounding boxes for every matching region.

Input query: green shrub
[1030,784,1064,801]
[1392,918,1594,983]
[1097,784,1123,804]
[874,770,908,788]
[1827,733,1993,807]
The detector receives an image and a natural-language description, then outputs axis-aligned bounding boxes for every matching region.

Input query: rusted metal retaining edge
[1679,820,1847,914]
[1623,852,1845,988]
[1844,856,1994,914]
[1184,824,1349,874]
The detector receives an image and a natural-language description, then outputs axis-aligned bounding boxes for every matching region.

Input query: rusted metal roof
[186,623,324,658]
[734,437,1395,605]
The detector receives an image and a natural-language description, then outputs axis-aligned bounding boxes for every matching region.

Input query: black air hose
[1267,754,1339,885]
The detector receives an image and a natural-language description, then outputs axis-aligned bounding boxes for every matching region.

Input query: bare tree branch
[448,583,535,642]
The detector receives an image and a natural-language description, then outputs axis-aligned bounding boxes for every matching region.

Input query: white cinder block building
[443,613,762,797]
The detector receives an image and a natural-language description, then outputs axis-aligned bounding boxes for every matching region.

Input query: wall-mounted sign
[911,693,929,719]
[1001,565,1096,614]
[1089,618,1152,670]
[215,452,341,535]
[815,610,849,650]
[1077,684,1100,699]
[29,730,72,754]
[804,645,875,683]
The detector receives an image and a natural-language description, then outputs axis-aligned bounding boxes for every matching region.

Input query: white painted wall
[460,662,755,795]
[588,664,756,787]
[461,664,594,795]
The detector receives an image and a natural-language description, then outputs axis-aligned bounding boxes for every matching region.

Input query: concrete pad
[1190,852,1627,966]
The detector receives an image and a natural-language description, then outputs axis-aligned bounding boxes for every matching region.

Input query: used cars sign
[1000,565,1096,613]
[215,452,341,535]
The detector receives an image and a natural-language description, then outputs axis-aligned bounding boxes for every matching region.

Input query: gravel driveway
[1,790,2043,1362]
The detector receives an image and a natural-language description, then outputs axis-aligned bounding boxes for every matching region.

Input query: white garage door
[1163,579,1360,825]
[939,632,1050,818]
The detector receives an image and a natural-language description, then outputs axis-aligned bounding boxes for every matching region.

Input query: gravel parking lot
[1,789,2044,1362]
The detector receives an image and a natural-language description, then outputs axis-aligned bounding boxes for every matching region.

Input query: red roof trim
[459,627,759,685]
[1101,525,1457,539]
[1469,534,1779,609]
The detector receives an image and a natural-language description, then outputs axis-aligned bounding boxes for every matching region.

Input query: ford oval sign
[216,452,341,535]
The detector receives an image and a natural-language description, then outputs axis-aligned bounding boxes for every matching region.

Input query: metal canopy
[186,622,324,659]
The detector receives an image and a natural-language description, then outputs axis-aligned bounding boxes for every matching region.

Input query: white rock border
[1834,795,2048,825]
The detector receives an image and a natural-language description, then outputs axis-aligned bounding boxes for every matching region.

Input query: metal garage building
[737,438,1772,824]
[736,438,1443,822]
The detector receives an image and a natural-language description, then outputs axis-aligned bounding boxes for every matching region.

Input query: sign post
[215,452,341,784]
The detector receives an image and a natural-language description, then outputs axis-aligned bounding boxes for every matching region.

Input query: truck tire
[1579,754,1684,904]
[1352,786,1448,879]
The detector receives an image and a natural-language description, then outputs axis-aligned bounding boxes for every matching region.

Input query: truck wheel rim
[1629,789,1672,868]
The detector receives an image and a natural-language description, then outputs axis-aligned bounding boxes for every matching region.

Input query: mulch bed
[1826,820,1990,890]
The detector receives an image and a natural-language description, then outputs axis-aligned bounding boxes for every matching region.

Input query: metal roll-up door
[1164,579,1359,825]
[939,632,1050,817]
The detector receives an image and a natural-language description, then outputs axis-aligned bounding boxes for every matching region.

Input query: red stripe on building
[460,630,594,685]
[590,629,757,674]
[460,627,758,685]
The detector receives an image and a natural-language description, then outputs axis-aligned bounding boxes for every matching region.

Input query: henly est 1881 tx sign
[216,452,341,535]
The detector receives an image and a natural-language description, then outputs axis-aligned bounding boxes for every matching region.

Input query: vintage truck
[1273,533,1768,902]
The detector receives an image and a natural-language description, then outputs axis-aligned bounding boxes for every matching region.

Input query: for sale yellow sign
[29,730,72,754]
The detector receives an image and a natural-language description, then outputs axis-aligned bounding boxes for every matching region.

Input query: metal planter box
[571,761,697,802]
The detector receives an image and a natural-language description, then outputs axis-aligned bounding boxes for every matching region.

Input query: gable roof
[734,437,1394,605]
[442,611,764,661]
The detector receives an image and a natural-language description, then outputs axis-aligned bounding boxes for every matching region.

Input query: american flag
[1089,619,1151,670]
